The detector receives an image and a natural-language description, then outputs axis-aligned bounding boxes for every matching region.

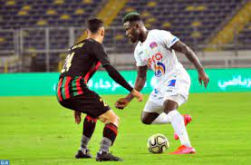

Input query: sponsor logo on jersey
[145,52,163,66]
[154,62,165,77]
[168,79,176,87]
[149,42,158,49]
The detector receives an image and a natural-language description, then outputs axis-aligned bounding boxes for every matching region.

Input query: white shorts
[143,72,191,114]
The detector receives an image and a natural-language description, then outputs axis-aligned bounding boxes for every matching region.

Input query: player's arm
[115,65,147,109]
[125,65,147,102]
[103,64,142,101]
[171,40,209,88]
[93,42,143,101]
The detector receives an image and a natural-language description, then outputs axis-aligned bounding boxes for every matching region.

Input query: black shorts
[59,89,110,118]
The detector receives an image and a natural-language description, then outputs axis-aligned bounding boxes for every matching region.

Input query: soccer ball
[147,133,169,154]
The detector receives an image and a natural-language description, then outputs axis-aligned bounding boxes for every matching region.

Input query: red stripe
[76,76,83,95]
[57,78,63,101]
[64,77,72,99]
[84,61,101,83]
[106,124,118,135]
[86,115,97,123]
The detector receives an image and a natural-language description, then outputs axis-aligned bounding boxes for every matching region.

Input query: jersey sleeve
[92,42,110,66]
[134,47,147,66]
[158,30,179,49]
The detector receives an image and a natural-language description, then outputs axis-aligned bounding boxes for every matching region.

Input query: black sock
[103,123,118,144]
[80,115,97,149]
[99,123,118,153]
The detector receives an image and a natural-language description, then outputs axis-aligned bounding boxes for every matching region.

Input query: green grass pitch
[0,92,251,165]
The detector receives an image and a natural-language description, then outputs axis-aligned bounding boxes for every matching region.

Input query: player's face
[123,22,140,43]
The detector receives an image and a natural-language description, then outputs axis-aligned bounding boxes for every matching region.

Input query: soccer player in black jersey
[56,18,143,162]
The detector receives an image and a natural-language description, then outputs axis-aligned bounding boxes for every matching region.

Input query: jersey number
[61,52,75,73]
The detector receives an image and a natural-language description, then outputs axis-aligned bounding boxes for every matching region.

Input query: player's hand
[198,70,209,88]
[131,89,143,102]
[74,111,81,124]
[115,98,130,110]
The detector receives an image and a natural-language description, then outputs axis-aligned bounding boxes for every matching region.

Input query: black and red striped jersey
[56,38,110,101]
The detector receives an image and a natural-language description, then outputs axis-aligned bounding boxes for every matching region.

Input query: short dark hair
[87,18,104,33]
[122,12,142,23]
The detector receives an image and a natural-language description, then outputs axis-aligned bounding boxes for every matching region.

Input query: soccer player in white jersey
[115,12,209,154]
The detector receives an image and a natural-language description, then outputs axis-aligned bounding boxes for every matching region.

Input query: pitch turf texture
[0,93,251,165]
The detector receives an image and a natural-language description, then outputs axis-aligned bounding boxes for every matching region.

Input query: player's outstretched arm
[92,42,143,101]
[115,66,147,109]
[171,41,209,88]
[103,64,143,101]
[125,65,147,101]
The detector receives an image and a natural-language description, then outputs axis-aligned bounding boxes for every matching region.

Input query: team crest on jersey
[168,79,176,87]
[150,42,158,49]
[154,62,165,77]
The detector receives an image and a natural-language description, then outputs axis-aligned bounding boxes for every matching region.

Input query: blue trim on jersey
[171,37,179,44]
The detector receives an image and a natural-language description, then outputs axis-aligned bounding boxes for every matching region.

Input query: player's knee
[115,115,120,126]
[163,100,179,114]
[164,107,173,114]
[108,114,119,127]
[141,116,151,125]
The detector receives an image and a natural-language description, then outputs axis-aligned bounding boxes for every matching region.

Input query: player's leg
[142,99,192,137]
[174,114,192,140]
[96,110,122,161]
[163,96,195,154]
[141,94,171,124]
[142,97,192,125]
[59,98,98,158]
[163,73,193,141]
[74,89,122,161]
[75,115,97,159]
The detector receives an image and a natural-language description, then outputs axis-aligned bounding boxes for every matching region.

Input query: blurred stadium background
[1,0,251,165]
[0,0,251,72]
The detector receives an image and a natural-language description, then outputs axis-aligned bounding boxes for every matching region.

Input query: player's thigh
[98,110,119,127]
[162,74,190,112]
[143,94,164,114]
[163,94,187,113]
[142,99,164,124]
[59,90,111,119]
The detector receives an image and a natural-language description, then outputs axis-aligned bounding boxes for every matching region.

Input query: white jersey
[134,29,188,87]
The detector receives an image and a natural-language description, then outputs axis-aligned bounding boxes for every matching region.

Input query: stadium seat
[147,1,157,7]
[36,20,48,26]
[82,0,93,4]
[115,34,124,41]
[141,11,151,18]
[191,31,201,38]
[46,9,58,15]
[191,21,201,27]
[5,0,16,6]
[60,14,71,20]
[0,37,5,43]
[18,10,28,16]
[124,7,135,13]
[54,0,65,5]
[162,22,171,28]
[186,6,196,11]
[74,9,85,15]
